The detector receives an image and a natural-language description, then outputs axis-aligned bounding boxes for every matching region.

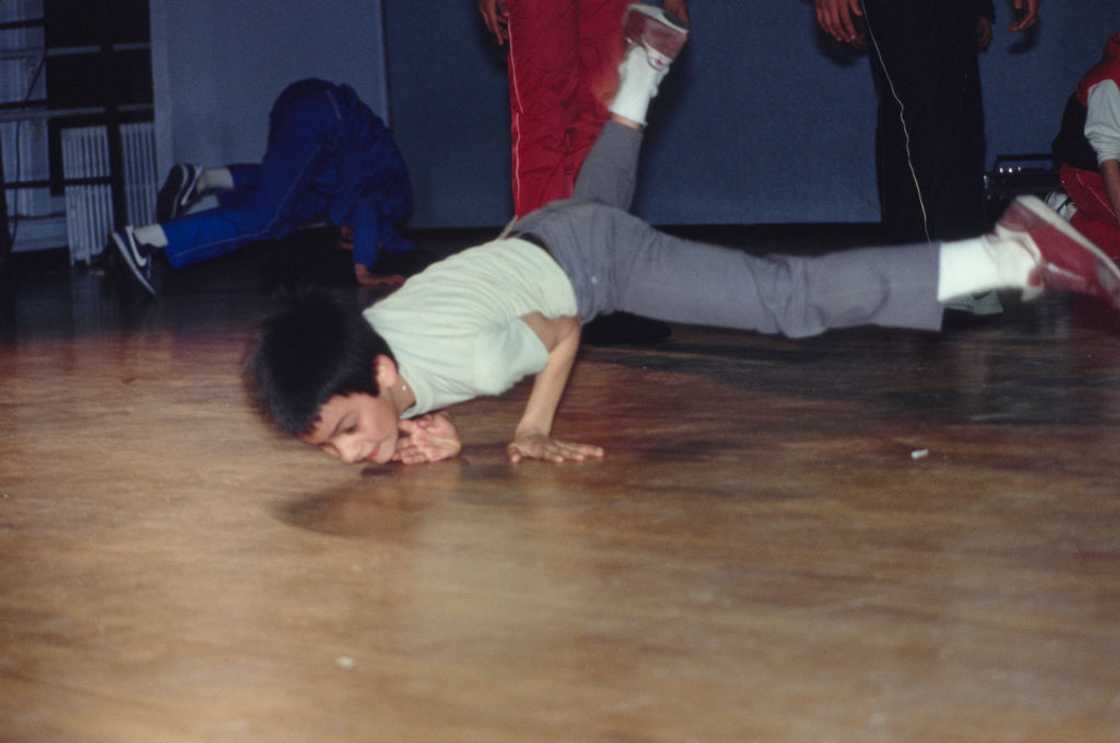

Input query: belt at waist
[511,231,551,254]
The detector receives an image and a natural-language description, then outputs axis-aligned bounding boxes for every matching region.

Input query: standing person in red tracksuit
[479,0,689,345]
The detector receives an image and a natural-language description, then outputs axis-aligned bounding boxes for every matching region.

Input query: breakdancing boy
[247,4,1120,467]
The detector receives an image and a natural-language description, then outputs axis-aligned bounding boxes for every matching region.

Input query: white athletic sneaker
[608,5,689,125]
[995,195,1120,308]
[1044,189,1077,221]
[945,290,1004,316]
[622,3,689,68]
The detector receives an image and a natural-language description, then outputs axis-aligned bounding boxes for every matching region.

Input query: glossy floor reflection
[2,227,1119,742]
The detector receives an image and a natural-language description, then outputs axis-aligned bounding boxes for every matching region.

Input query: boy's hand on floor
[507,432,604,464]
[394,414,462,464]
[354,263,405,289]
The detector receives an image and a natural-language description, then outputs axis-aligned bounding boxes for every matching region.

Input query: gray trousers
[513,121,945,338]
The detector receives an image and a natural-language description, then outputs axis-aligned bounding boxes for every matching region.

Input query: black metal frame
[0,1,152,272]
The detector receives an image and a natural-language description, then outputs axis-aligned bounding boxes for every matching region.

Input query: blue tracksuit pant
[163,79,412,270]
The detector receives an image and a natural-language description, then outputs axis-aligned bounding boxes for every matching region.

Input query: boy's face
[301,392,399,464]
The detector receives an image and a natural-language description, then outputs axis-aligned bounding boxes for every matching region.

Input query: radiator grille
[62,123,158,264]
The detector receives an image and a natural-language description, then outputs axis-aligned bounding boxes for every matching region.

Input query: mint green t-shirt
[364,238,578,417]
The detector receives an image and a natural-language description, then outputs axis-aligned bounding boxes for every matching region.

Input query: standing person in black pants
[814,0,1040,312]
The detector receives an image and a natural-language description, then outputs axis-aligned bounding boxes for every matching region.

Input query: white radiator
[62,123,158,264]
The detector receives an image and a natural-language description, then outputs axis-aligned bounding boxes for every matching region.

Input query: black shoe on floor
[108,227,157,297]
[582,312,671,346]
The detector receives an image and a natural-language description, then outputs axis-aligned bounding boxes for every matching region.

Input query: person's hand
[394,414,462,464]
[353,263,405,289]
[976,16,992,50]
[507,432,604,464]
[337,224,355,252]
[478,0,509,45]
[813,0,864,45]
[663,0,689,24]
[1009,0,1039,32]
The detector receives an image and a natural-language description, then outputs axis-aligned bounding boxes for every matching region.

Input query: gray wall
[386,1,1118,227]
[149,0,387,180]
[149,1,1118,229]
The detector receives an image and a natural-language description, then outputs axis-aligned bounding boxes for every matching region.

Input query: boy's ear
[372,354,399,393]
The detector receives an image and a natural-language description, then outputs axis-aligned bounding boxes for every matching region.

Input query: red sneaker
[995,195,1120,308]
[623,4,689,69]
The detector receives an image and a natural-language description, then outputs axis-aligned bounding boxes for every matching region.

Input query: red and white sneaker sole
[623,4,688,64]
[1000,195,1120,309]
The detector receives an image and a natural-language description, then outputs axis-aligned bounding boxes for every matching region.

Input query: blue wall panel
[153,0,388,180]
[384,2,1116,228]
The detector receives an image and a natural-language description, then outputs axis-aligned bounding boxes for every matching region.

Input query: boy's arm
[508,314,604,464]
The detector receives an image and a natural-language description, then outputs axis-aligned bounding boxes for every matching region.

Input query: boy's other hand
[507,432,604,464]
[394,413,462,464]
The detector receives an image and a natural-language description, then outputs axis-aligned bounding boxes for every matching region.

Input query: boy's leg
[570,121,644,212]
[527,195,1120,332]
[603,207,944,336]
[569,4,687,210]
[613,195,1120,331]
[524,198,943,333]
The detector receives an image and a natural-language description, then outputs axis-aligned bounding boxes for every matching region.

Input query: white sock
[936,236,1037,303]
[199,166,233,194]
[607,45,670,127]
[134,224,168,248]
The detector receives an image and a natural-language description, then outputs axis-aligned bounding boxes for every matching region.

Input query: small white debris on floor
[335,656,355,670]
[910,449,929,460]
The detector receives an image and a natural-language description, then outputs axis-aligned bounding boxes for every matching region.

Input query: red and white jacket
[1054,33,1120,170]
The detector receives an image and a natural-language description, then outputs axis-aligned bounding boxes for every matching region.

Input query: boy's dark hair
[245,290,394,436]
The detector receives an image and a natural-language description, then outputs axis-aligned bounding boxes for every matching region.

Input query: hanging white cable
[859,0,931,242]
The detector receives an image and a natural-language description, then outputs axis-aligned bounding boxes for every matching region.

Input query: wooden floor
[2,229,1120,742]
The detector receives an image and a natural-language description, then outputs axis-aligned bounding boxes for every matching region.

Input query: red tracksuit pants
[506,0,630,217]
[1060,164,1120,259]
